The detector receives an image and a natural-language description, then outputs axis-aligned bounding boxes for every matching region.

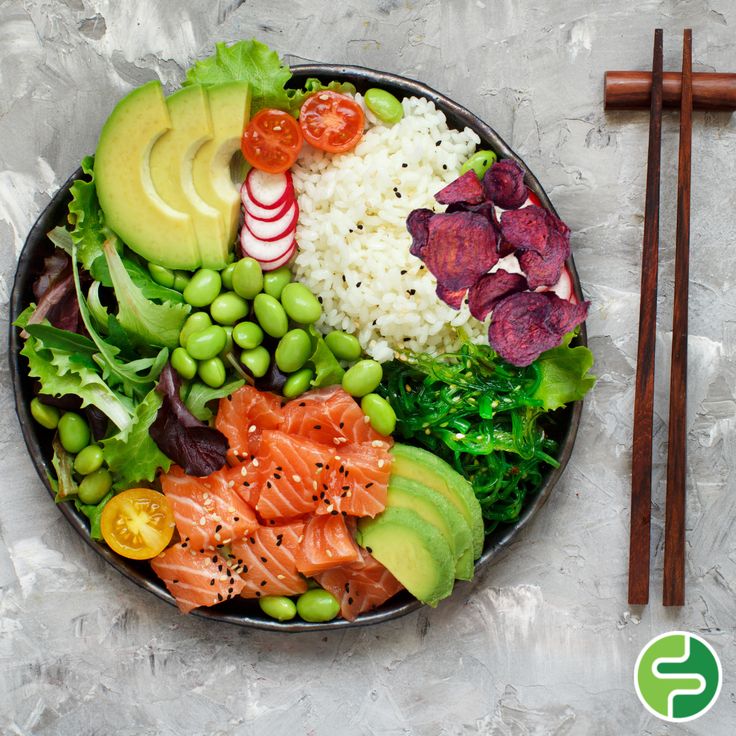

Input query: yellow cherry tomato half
[100,488,175,560]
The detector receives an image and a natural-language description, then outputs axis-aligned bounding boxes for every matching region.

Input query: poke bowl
[10,49,590,631]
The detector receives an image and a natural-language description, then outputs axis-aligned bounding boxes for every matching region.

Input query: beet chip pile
[407,158,589,366]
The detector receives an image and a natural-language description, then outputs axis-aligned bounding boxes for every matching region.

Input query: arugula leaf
[184,378,244,421]
[47,226,74,256]
[184,40,356,116]
[307,325,345,388]
[20,333,134,431]
[25,324,97,356]
[67,156,112,270]
[75,491,113,540]
[51,436,78,501]
[532,332,596,411]
[103,388,171,489]
[71,243,169,399]
[102,240,190,349]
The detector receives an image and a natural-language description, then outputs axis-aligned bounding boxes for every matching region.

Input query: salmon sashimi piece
[314,549,403,621]
[254,430,335,519]
[315,442,392,518]
[161,465,258,552]
[295,514,362,576]
[231,522,308,598]
[280,386,392,448]
[215,385,283,463]
[151,543,246,614]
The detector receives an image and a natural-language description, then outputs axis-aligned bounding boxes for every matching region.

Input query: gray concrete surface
[1,1,735,734]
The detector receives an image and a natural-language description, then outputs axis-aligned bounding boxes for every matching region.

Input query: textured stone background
[1,1,735,734]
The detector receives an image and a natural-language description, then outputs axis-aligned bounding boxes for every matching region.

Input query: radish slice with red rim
[245,169,293,208]
[260,242,296,272]
[240,225,295,263]
[244,202,298,242]
[243,189,295,222]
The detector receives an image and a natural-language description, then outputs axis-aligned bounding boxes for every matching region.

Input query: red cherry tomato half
[241,109,303,174]
[299,91,364,154]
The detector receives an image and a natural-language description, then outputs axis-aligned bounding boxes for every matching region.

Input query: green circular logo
[635,631,722,723]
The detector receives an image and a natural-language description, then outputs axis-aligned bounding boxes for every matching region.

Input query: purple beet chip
[436,283,467,310]
[407,208,434,259]
[488,291,589,366]
[434,170,485,206]
[499,206,549,254]
[467,269,528,321]
[483,159,528,209]
[424,211,500,291]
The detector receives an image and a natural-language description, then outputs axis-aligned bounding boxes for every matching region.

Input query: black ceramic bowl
[9,64,586,631]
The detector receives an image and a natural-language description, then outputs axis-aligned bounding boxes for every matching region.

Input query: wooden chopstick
[628,29,664,606]
[663,28,693,607]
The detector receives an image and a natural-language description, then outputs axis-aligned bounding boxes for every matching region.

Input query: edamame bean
[275,329,312,373]
[365,88,404,124]
[282,367,314,399]
[360,393,396,436]
[258,595,297,622]
[187,325,228,361]
[77,468,112,504]
[74,444,104,475]
[262,266,292,299]
[183,269,221,307]
[30,398,60,430]
[147,263,176,288]
[253,293,288,338]
[240,346,271,378]
[280,282,322,324]
[173,270,191,292]
[179,312,212,347]
[221,262,236,291]
[210,292,249,325]
[58,412,90,454]
[459,149,498,179]
[232,321,264,350]
[171,347,198,380]
[324,331,362,362]
[296,588,340,622]
[198,357,226,388]
[231,257,264,299]
[342,360,383,397]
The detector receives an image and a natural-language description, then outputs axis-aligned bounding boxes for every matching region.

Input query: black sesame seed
[442,164,447,170]
[342,485,350,492]
[357,224,363,230]
[181,542,188,548]
[312,495,319,501]
[273,473,281,480]
[395,191,402,198]
[318,295,323,303]
[249,537,256,544]
[341,275,346,283]
[339,465,345,474]
[348,597,354,605]
[228,587,234,594]
[266,481,272,489]
[260,556,268,563]
[255,591,261,597]
[320,491,326,499]
[314,424,321,430]
[260,580,267,587]
[436,140,441,146]
[316,462,324,468]
[345,583,350,592]
[210,579,216,586]
[173,579,179,584]
[403,337,411,342]
[331,510,339,516]
[217,593,223,601]
[356,281,361,288]
[230,578,235,585]
[218,564,223,572]
[299,401,306,407]
[341,491,347,498]
[401,162,408,168]
[215,524,222,533]
[366,546,373,553]
[233,516,240,522]
[365,482,374,488]
[323,498,331,505]
[400,269,407,275]
[276,466,283,471]
[339,422,344,429]
[242,565,248,573]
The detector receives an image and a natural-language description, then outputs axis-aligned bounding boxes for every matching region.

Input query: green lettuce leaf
[308,325,345,388]
[102,239,190,349]
[102,388,171,490]
[184,378,244,421]
[67,156,112,270]
[25,323,96,356]
[184,39,292,113]
[20,333,134,432]
[184,40,356,116]
[532,332,596,411]
[90,252,185,304]
[75,491,113,540]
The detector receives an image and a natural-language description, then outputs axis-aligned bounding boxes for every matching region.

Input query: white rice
[291,95,486,362]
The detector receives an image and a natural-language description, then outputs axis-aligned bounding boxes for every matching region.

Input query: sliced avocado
[150,85,229,269]
[390,444,484,559]
[357,507,455,607]
[387,476,474,581]
[193,82,251,247]
[94,81,199,269]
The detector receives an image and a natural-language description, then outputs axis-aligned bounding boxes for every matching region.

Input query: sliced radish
[244,202,298,241]
[548,265,573,301]
[260,242,296,271]
[245,169,292,209]
[240,224,295,263]
[243,191,294,222]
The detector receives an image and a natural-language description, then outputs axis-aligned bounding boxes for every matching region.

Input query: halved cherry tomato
[241,108,303,174]
[100,488,175,560]
[299,91,364,153]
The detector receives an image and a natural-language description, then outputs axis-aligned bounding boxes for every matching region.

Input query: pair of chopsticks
[628,29,693,607]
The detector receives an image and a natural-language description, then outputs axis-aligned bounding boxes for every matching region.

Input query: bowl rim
[8,62,585,632]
